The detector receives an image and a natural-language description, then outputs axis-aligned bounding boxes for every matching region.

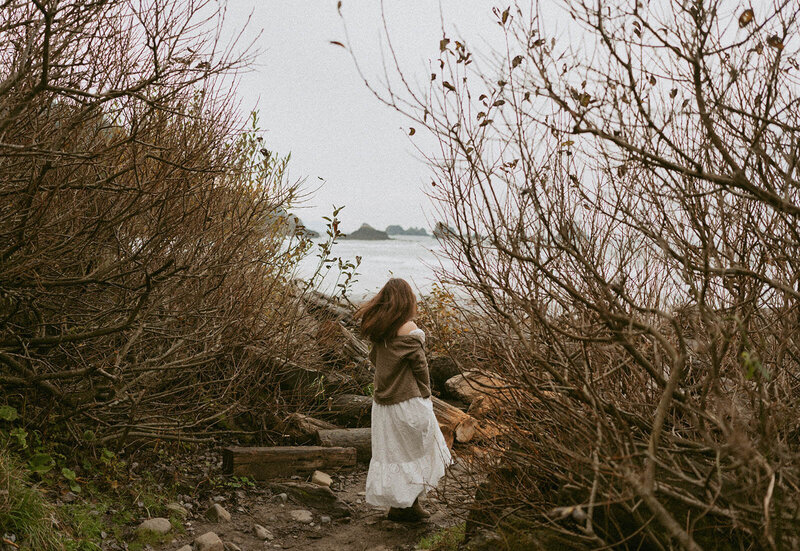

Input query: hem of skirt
[365,470,447,509]
[365,454,453,509]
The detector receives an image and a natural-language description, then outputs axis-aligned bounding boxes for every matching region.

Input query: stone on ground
[311,470,332,487]
[223,542,241,551]
[136,517,172,535]
[166,502,189,518]
[176,546,192,551]
[254,524,274,540]
[205,503,231,523]
[320,515,332,524]
[194,531,224,551]
[269,482,350,518]
[289,509,314,523]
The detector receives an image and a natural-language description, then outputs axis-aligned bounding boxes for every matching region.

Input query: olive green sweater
[368,330,432,405]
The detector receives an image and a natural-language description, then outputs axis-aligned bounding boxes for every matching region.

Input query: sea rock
[289,509,314,523]
[311,470,332,488]
[205,503,231,523]
[343,223,390,240]
[254,524,274,540]
[136,517,172,535]
[385,225,429,236]
[194,531,224,551]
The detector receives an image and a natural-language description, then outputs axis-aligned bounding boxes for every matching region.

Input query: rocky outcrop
[343,224,390,240]
[385,225,429,236]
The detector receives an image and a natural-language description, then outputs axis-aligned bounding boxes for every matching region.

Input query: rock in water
[289,509,314,523]
[136,517,172,535]
[343,223,390,240]
[194,532,224,551]
[205,503,231,523]
[311,470,332,488]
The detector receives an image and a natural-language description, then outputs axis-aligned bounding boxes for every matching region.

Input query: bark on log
[445,371,512,405]
[326,394,373,427]
[316,428,372,462]
[277,362,357,394]
[279,413,338,443]
[431,396,480,443]
[298,287,354,323]
[222,446,356,480]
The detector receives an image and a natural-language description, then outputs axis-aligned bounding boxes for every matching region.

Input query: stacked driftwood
[224,286,506,480]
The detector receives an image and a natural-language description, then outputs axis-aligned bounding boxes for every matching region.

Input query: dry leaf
[738,9,754,27]
[767,35,784,50]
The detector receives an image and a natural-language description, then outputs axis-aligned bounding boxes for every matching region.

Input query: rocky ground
[134,452,476,551]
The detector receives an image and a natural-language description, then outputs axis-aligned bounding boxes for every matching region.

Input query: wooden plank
[316,428,372,462]
[222,446,356,480]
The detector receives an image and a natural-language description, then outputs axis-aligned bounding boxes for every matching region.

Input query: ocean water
[294,235,454,300]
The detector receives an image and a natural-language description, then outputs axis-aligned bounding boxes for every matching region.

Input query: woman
[354,278,453,522]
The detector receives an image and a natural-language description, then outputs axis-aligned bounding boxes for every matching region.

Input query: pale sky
[220,1,502,233]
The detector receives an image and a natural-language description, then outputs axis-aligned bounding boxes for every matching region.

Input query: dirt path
[154,456,473,551]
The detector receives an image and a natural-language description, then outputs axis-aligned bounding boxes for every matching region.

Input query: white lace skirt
[365,397,453,508]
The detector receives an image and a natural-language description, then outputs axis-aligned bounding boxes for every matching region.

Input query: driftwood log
[297,286,354,323]
[277,361,357,394]
[278,413,338,443]
[316,428,372,462]
[326,394,373,427]
[444,371,515,412]
[222,446,356,479]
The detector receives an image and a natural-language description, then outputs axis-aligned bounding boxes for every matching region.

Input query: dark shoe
[387,506,414,522]
[411,498,431,519]
[388,505,428,523]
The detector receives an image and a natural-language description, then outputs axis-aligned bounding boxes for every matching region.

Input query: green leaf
[29,453,55,474]
[62,467,77,481]
[10,427,27,448]
[0,405,18,421]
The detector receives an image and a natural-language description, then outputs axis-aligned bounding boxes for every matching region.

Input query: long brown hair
[354,278,417,342]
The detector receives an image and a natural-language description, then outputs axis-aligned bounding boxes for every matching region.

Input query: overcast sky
[219,1,507,233]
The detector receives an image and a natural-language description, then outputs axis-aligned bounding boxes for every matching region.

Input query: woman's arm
[407,340,431,398]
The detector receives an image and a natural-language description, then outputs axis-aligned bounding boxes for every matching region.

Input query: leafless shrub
[0,0,320,448]
[351,0,800,548]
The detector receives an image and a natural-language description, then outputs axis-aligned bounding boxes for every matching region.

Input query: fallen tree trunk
[445,371,513,406]
[431,396,482,444]
[316,428,372,462]
[297,286,354,323]
[326,394,373,427]
[279,413,338,443]
[222,446,356,479]
[276,361,357,395]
